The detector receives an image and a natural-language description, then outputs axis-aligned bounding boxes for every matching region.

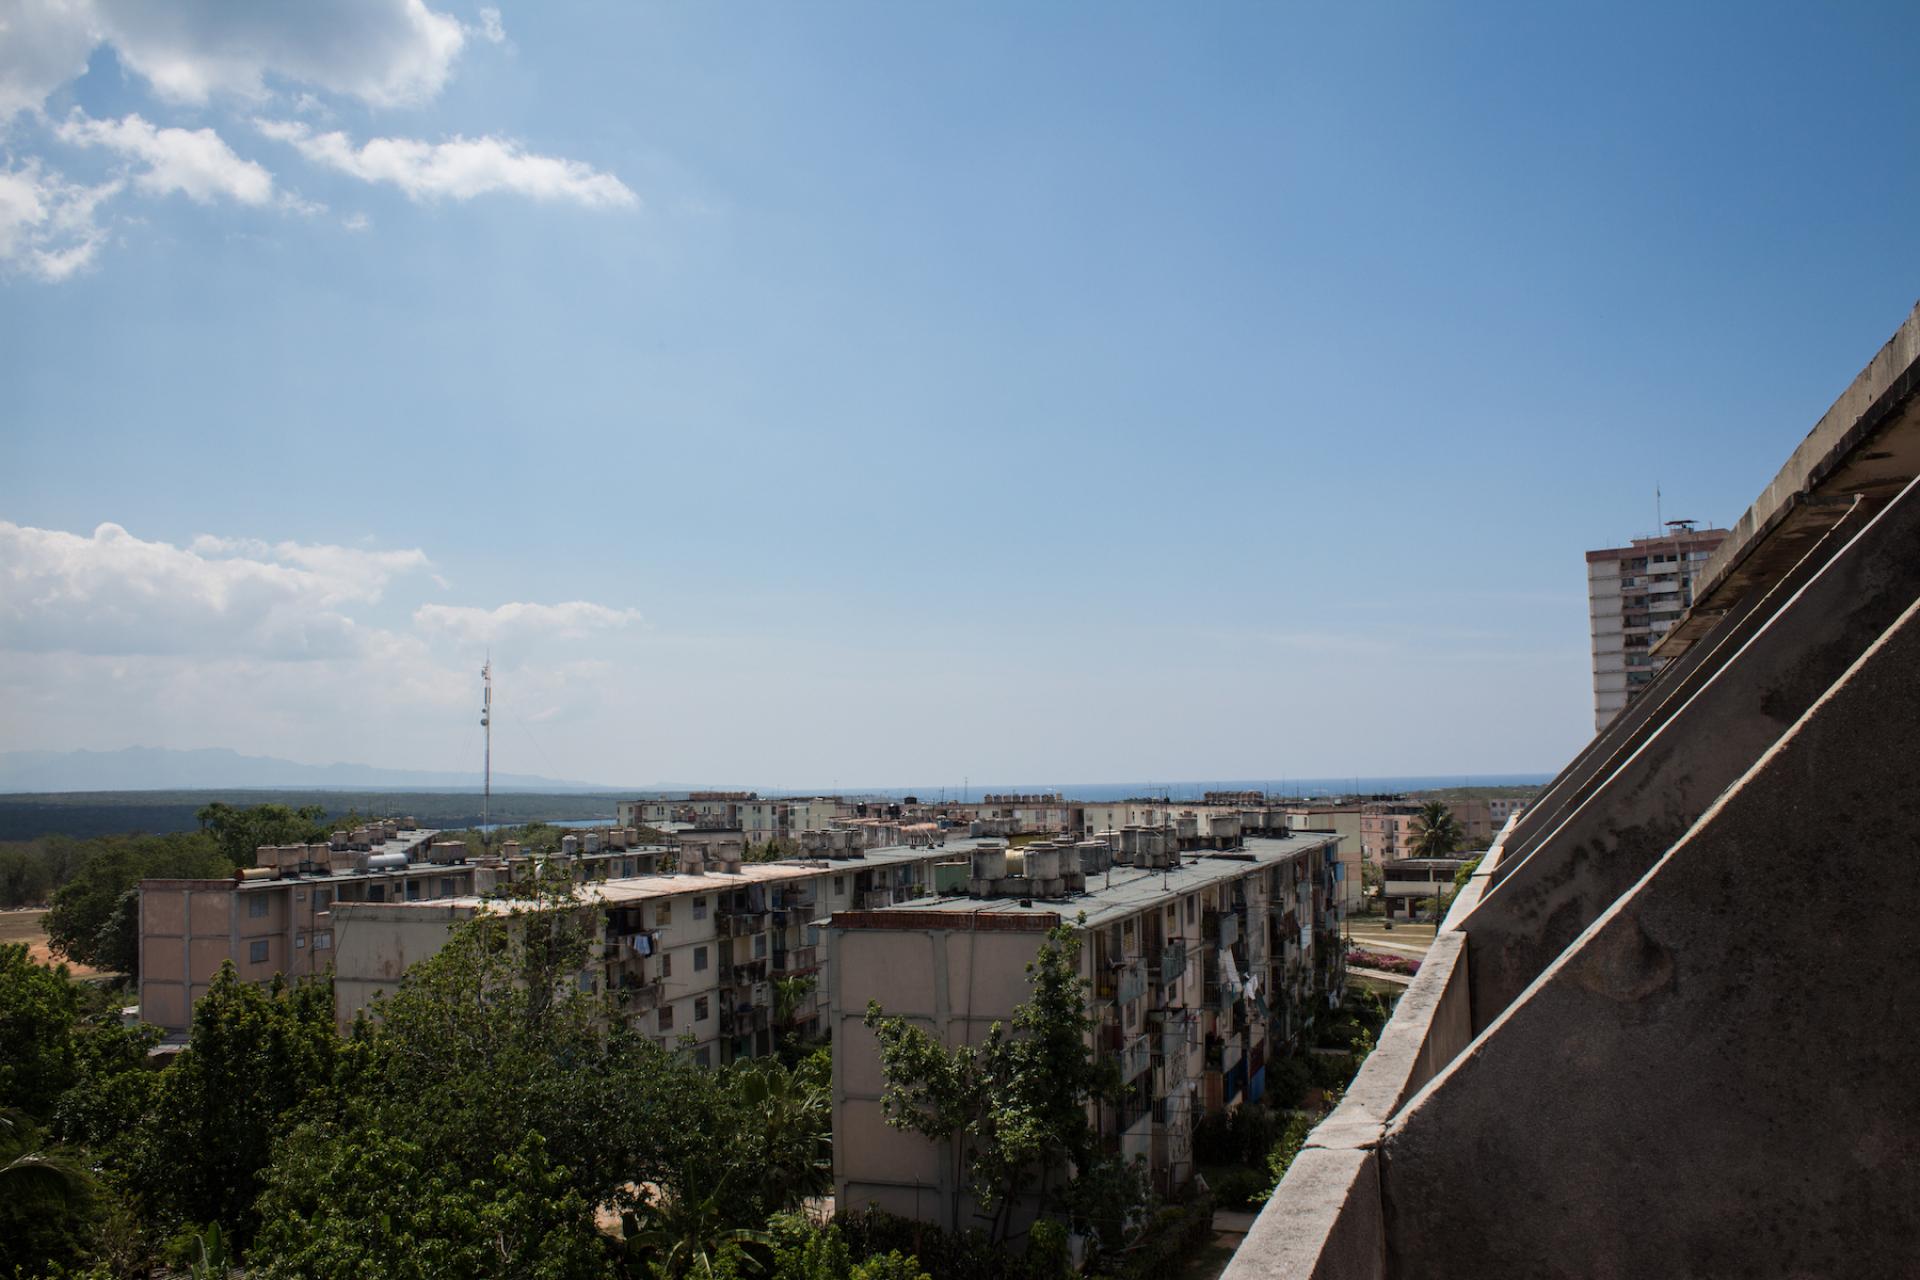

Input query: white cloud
[342,210,370,232]
[414,601,644,645]
[56,111,273,205]
[475,7,505,45]
[0,518,655,775]
[0,0,102,118]
[0,157,119,280]
[256,119,637,209]
[0,521,432,659]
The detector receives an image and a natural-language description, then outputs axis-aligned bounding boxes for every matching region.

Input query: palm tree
[1408,802,1465,858]
[731,1059,831,1212]
[0,1110,89,1202]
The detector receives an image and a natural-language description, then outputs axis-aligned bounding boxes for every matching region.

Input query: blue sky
[2,1,1917,789]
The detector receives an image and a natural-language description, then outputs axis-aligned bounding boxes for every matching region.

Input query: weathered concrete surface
[1222,1148,1385,1280]
[1379,596,1920,1280]
[1468,473,1920,1025]
[1658,298,1920,657]
[1491,494,1861,886]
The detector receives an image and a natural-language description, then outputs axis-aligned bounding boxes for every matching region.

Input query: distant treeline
[0,790,625,841]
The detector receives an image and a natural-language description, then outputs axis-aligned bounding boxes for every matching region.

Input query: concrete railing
[1218,821,1512,1280]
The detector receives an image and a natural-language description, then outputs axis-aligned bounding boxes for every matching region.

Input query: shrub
[1210,1166,1271,1213]
[1117,1191,1215,1280]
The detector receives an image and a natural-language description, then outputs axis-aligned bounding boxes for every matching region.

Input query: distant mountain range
[0,747,617,794]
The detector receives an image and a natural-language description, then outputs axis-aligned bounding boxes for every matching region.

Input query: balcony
[613,977,663,1013]
[720,1005,770,1037]
[1115,961,1148,1007]
[1204,908,1242,949]
[1119,1032,1152,1082]
[717,911,768,938]
[1153,940,1188,988]
[772,946,819,976]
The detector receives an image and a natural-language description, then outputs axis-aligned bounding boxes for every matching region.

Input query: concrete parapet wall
[1225,1148,1384,1280]
[1471,473,1920,1024]
[1378,591,1920,1279]
[1221,824,1509,1280]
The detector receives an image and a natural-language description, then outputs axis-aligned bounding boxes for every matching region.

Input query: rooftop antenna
[480,655,492,855]
[1656,484,1663,539]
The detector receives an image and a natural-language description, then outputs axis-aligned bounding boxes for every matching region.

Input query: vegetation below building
[1192,987,1391,1214]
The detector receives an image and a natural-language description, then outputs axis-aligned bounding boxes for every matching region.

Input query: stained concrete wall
[1379,593,1920,1279]
[1224,305,1920,1280]
[1469,473,1920,1023]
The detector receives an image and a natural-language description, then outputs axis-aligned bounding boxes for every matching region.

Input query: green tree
[252,1126,614,1280]
[0,942,80,1117]
[723,1057,832,1214]
[120,964,341,1242]
[43,831,229,974]
[252,872,714,1276]
[864,923,1133,1243]
[1408,801,1466,858]
[0,842,57,908]
[194,802,331,866]
[0,1109,97,1275]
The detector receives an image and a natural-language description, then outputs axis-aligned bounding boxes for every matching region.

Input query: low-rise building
[830,830,1345,1225]
[1380,855,1471,919]
[330,838,982,1060]
[139,819,445,1033]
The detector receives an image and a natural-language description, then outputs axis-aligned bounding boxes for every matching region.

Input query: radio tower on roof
[480,656,493,853]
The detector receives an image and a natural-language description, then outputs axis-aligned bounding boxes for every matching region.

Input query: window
[1186,896,1196,924]
[248,940,269,964]
[659,1004,675,1032]
[754,934,768,958]
[578,973,595,994]
[368,885,385,903]
[314,932,332,951]
[406,879,423,900]
[833,876,845,895]
[296,934,307,949]
[694,1046,712,1069]
[439,878,455,897]
[694,946,709,972]
[661,952,672,978]
[693,897,708,921]
[656,903,672,927]
[248,895,269,919]
[695,996,710,1021]
[314,889,332,911]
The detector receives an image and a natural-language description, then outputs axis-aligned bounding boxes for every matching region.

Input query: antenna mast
[481,656,493,853]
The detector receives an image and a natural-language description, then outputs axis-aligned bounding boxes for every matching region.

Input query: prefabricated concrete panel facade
[831,921,1061,1230]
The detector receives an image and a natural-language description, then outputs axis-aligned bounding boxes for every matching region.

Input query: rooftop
[354,837,994,915]
[835,834,1337,932]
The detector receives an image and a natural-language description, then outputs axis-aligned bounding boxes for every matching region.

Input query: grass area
[0,908,110,976]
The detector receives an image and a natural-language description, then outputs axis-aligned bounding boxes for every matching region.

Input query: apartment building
[140,821,678,1036]
[1587,523,1728,731]
[830,828,1345,1225]
[1358,803,1421,863]
[139,820,445,1033]
[331,838,978,1059]
[963,793,1080,837]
